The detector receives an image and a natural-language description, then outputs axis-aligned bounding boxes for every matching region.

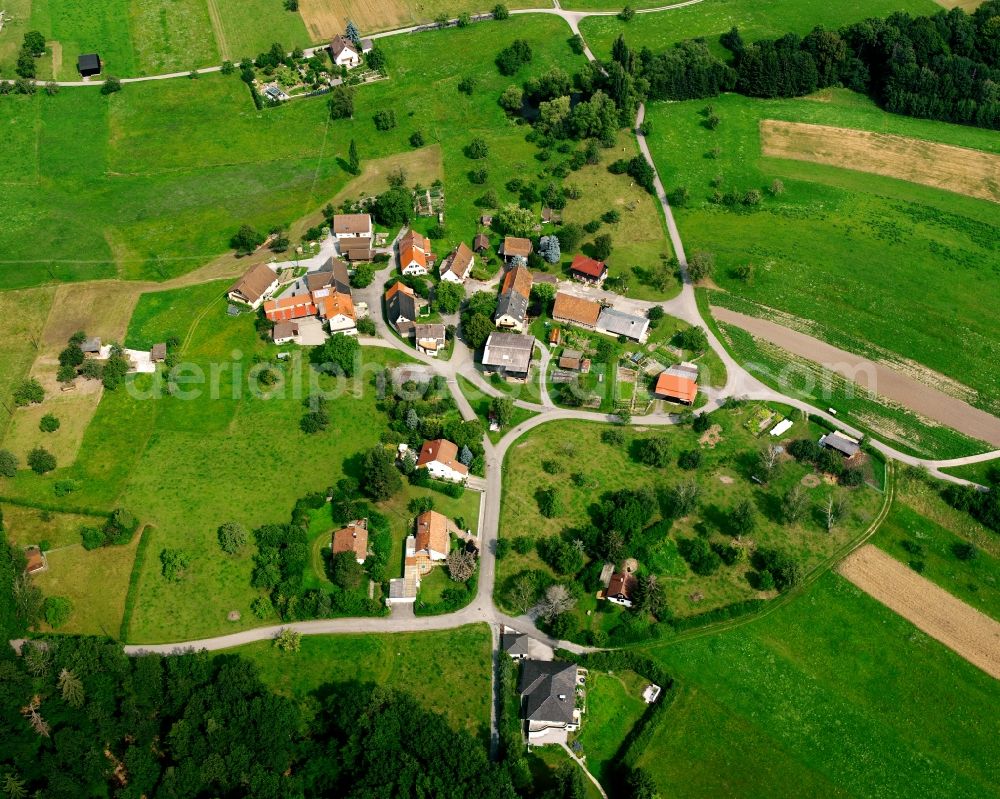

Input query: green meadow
[0,280,416,642]
[579,0,940,59]
[641,91,1000,420]
[236,624,493,740]
[0,16,675,293]
[641,572,1000,799]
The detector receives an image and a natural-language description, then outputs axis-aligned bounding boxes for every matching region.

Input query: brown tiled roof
[332,519,369,559]
[333,213,371,235]
[607,572,637,599]
[385,281,414,301]
[502,236,532,258]
[570,254,607,279]
[441,242,475,279]
[558,349,582,370]
[24,547,45,573]
[329,35,359,58]
[150,343,167,361]
[552,292,601,327]
[415,510,451,555]
[230,264,277,304]
[272,321,299,340]
[264,294,316,322]
[473,233,490,252]
[416,439,469,475]
[500,264,533,299]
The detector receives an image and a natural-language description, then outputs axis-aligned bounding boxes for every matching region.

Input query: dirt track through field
[839,545,1000,680]
[760,120,1000,204]
[712,306,1000,447]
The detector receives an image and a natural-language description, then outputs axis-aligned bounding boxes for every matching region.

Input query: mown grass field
[579,0,940,58]
[236,624,493,740]
[0,279,419,642]
[210,0,310,62]
[497,410,883,625]
[641,91,1000,420]
[940,459,1000,486]
[639,571,1000,799]
[575,669,649,785]
[0,16,674,301]
[456,374,537,442]
[873,468,1000,619]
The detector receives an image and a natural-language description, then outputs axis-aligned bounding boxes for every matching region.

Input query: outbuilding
[77,53,102,77]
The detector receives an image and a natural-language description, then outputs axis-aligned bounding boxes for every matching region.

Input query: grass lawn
[641,91,1000,421]
[579,0,941,59]
[871,468,1000,619]
[0,16,661,292]
[1,506,107,550]
[574,669,649,785]
[0,280,422,642]
[497,409,884,626]
[0,287,57,435]
[527,746,605,799]
[940,458,1000,487]
[235,624,493,740]
[29,0,138,80]
[32,533,142,637]
[129,0,220,75]
[543,131,680,301]
[456,374,537,443]
[211,0,310,62]
[639,571,1000,798]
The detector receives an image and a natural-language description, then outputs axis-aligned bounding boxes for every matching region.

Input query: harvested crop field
[838,545,1000,680]
[760,120,1000,204]
[712,306,1000,447]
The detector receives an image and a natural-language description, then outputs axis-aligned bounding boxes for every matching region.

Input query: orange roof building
[552,292,602,328]
[263,294,317,322]
[414,510,451,560]
[500,236,533,261]
[653,372,698,405]
[400,230,433,275]
[570,255,608,284]
[416,438,469,482]
[332,519,369,564]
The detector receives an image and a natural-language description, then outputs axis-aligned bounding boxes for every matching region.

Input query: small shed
[473,233,490,253]
[81,336,102,355]
[150,343,167,362]
[77,53,102,77]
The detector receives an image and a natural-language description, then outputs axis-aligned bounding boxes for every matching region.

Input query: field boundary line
[205,0,231,62]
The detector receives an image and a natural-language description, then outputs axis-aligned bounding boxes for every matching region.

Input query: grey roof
[483,332,534,373]
[81,337,102,353]
[415,323,445,341]
[665,363,699,380]
[495,288,529,325]
[387,288,417,324]
[272,321,298,340]
[597,308,650,341]
[78,53,100,71]
[502,633,532,656]
[821,431,861,457]
[519,661,578,724]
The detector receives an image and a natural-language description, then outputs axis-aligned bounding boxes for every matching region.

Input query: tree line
[0,636,517,798]
[609,1,1000,129]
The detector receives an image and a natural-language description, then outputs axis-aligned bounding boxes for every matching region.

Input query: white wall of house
[495,315,525,332]
[440,268,465,284]
[228,278,278,310]
[402,262,428,276]
[425,461,466,483]
[334,49,360,68]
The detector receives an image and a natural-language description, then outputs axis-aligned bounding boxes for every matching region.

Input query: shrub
[457,76,476,94]
[160,548,192,581]
[493,3,509,19]
[409,130,425,147]
[27,447,56,474]
[952,542,977,561]
[101,77,122,95]
[678,537,721,575]
[465,137,489,159]
[591,234,613,261]
[677,449,702,470]
[13,379,44,406]
[373,109,397,130]
[231,224,265,255]
[43,596,73,629]
[81,527,104,550]
[39,414,60,433]
[496,39,532,75]
[53,479,79,497]
[512,536,533,555]
[251,596,273,619]
[218,521,249,554]
[0,449,19,478]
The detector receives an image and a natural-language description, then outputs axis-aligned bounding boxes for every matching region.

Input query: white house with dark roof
[518,660,583,743]
[329,35,361,68]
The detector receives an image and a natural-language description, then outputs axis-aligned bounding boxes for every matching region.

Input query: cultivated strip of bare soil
[712,306,1000,447]
[839,545,1000,680]
[760,119,1000,204]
